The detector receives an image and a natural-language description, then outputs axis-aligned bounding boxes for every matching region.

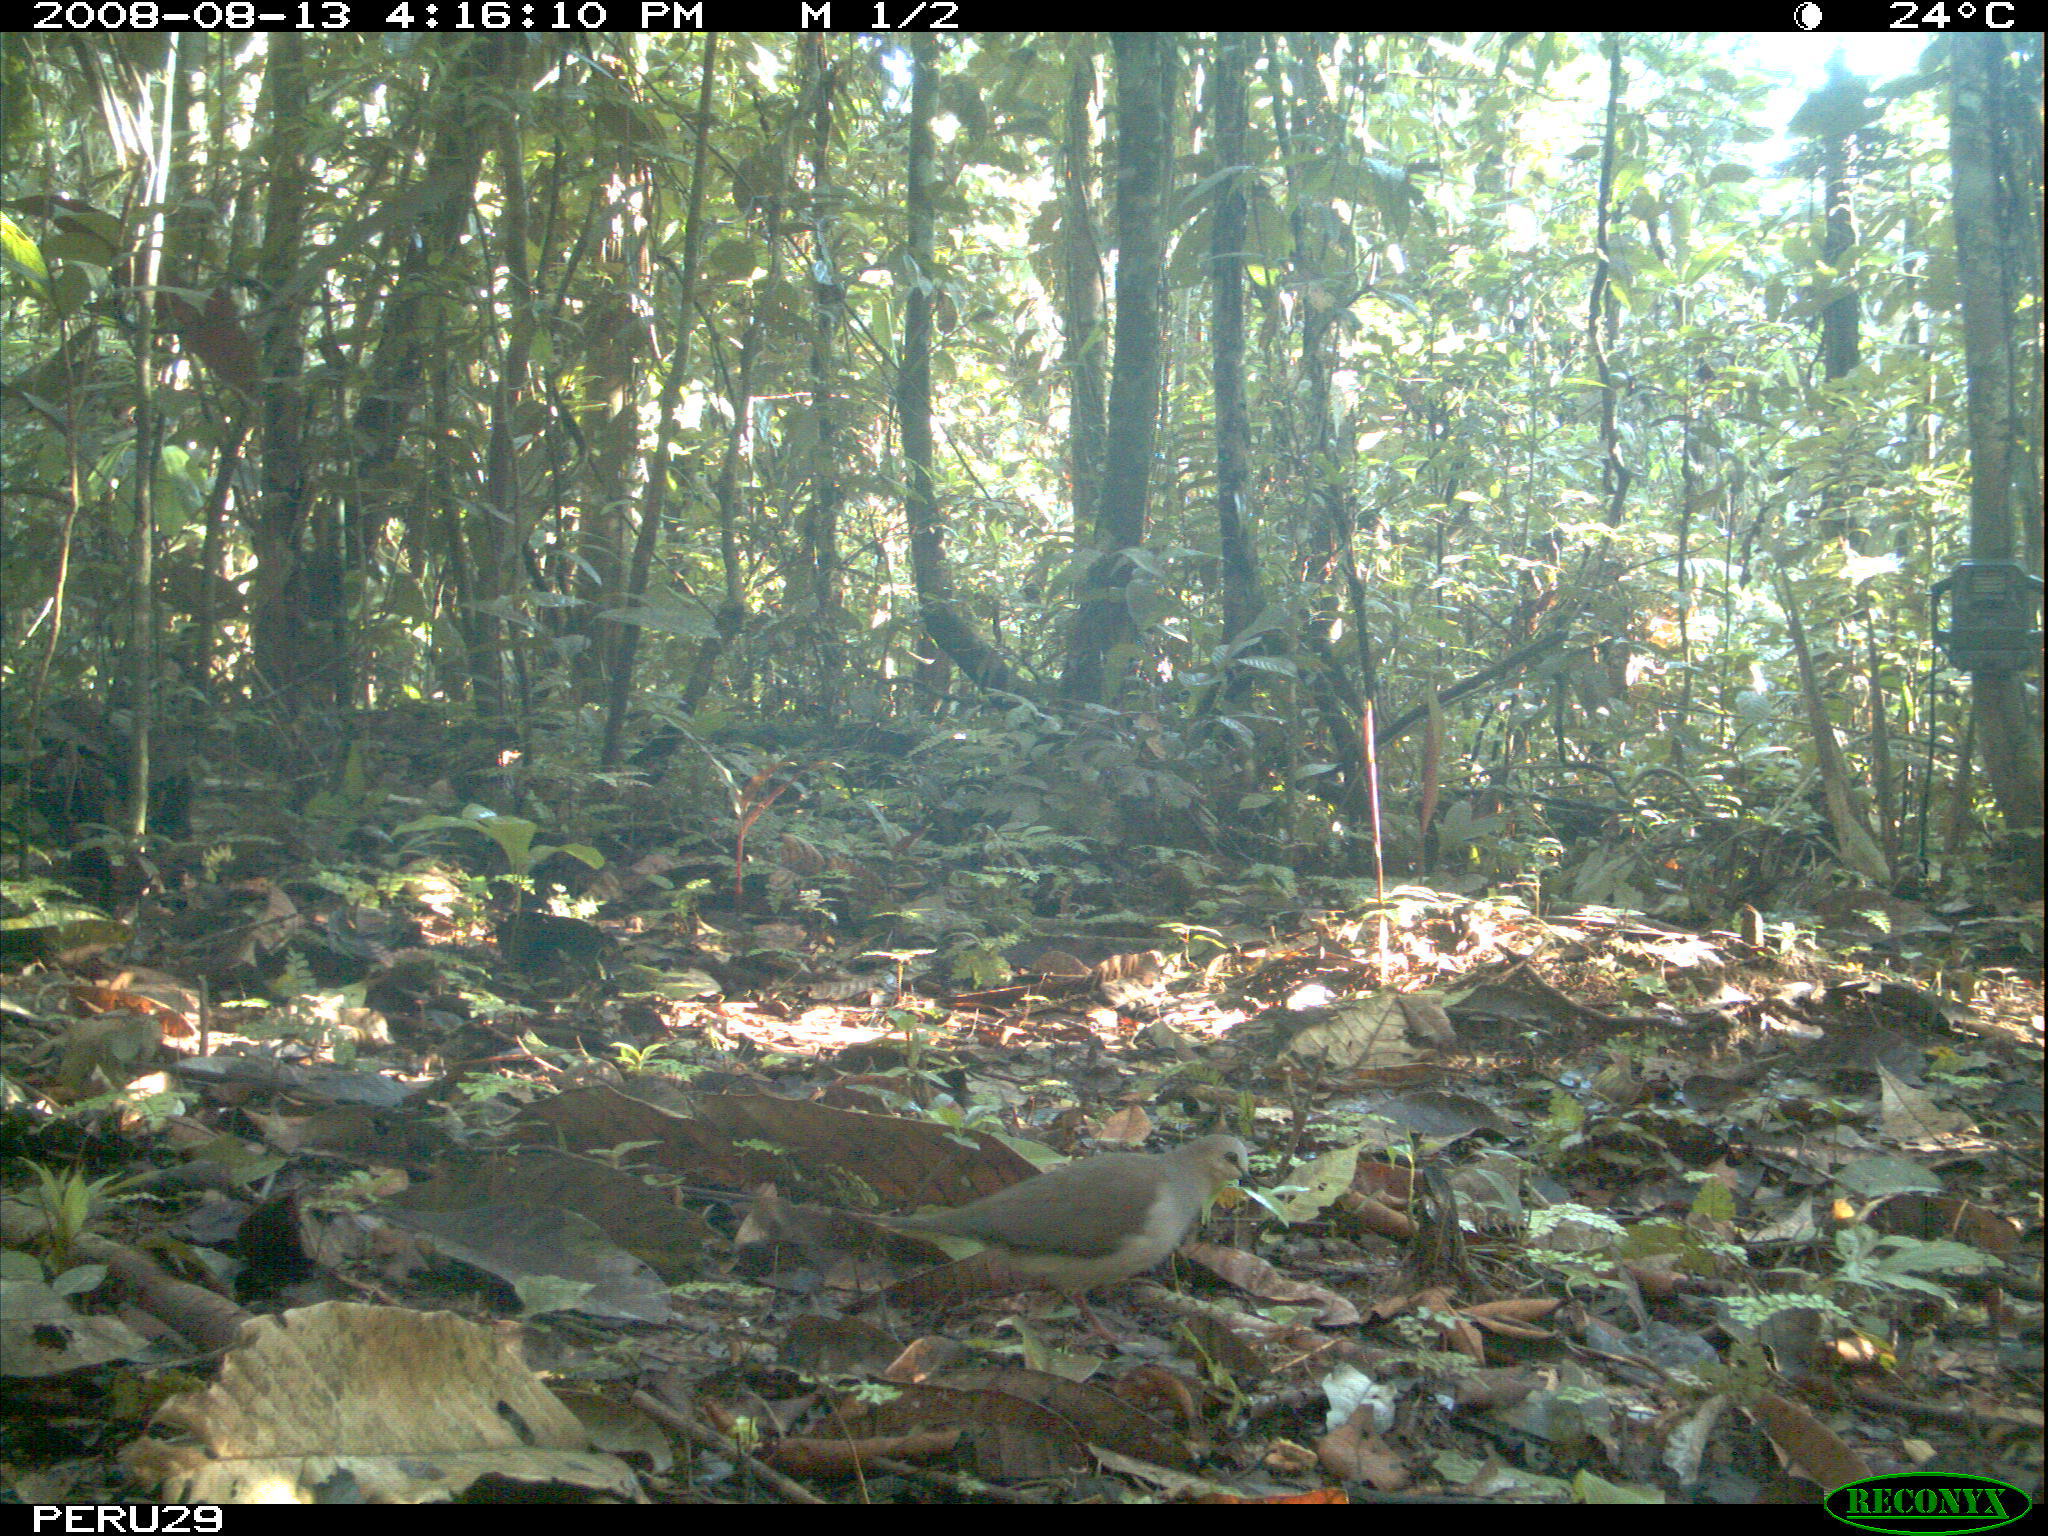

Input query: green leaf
[0,213,49,293]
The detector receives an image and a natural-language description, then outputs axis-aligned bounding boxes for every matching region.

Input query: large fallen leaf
[124,1302,639,1503]
[0,1278,159,1376]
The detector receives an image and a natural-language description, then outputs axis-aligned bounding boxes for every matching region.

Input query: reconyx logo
[1824,1474,2031,1535]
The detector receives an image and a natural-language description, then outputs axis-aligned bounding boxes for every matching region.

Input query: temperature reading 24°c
[1890,0,2017,25]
